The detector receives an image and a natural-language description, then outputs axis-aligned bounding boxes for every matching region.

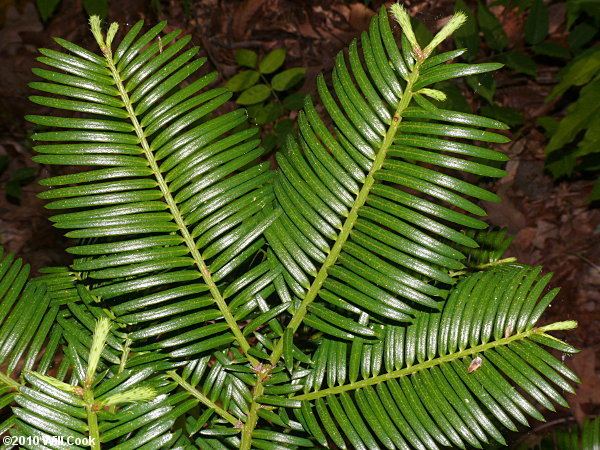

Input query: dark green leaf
[576,115,600,158]
[432,82,471,113]
[478,2,508,51]
[480,104,524,127]
[532,42,571,60]
[252,102,284,125]
[568,23,598,50]
[413,18,434,48]
[274,119,293,136]
[283,92,305,110]
[36,0,62,21]
[454,0,479,61]
[567,0,600,29]
[500,51,537,77]
[537,116,559,137]
[467,72,496,104]
[274,119,293,146]
[262,133,277,152]
[546,152,577,178]
[82,0,108,18]
[525,0,549,45]
[6,167,37,201]
[11,167,37,182]
[6,181,22,200]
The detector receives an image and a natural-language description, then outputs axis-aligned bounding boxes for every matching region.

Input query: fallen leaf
[0,3,42,53]
[348,3,375,32]
[567,348,600,423]
[233,0,266,40]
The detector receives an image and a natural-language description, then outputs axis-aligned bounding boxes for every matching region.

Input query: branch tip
[89,15,105,49]
[390,3,421,56]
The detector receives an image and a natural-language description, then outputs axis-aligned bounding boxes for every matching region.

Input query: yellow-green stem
[269,61,424,366]
[0,372,20,390]
[292,322,573,401]
[118,338,131,374]
[108,338,132,415]
[84,389,101,450]
[93,27,257,367]
[168,371,239,426]
[475,257,517,269]
[240,381,264,450]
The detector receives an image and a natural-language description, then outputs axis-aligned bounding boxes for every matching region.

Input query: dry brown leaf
[348,3,375,32]
[233,0,266,40]
[0,3,42,53]
[567,349,600,423]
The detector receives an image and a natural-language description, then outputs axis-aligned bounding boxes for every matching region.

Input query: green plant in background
[36,0,108,22]
[444,0,548,126]
[227,48,306,150]
[438,0,599,200]
[36,0,191,22]
[539,1,600,201]
[0,156,38,203]
[518,415,600,449]
[0,5,583,449]
[441,0,577,127]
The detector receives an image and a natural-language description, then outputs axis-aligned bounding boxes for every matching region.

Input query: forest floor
[0,0,598,444]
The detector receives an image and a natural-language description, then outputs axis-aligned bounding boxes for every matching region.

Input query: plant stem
[108,338,132,415]
[259,73,280,103]
[450,257,519,277]
[0,372,20,390]
[292,323,572,401]
[475,257,517,269]
[118,338,131,374]
[269,60,424,366]
[168,371,239,426]
[84,390,101,450]
[240,380,264,450]
[93,26,257,367]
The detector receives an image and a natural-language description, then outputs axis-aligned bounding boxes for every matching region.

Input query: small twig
[567,252,600,271]
[218,40,265,49]
[513,416,577,446]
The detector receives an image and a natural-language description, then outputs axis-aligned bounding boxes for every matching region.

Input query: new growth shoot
[390,3,467,60]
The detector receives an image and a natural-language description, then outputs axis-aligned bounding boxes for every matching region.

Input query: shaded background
[0,0,598,445]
